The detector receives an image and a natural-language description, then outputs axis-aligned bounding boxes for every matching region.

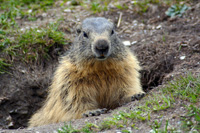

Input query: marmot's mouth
[96,55,107,60]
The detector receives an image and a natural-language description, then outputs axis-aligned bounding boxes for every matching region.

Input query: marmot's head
[74,17,125,61]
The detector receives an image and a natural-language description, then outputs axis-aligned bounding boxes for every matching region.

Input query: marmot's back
[28,17,145,127]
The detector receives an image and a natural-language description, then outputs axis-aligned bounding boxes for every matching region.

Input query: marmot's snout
[94,39,110,60]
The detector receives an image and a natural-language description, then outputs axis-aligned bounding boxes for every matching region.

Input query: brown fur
[29,17,144,127]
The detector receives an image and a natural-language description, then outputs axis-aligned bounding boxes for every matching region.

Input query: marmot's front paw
[131,93,145,101]
[82,108,107,117]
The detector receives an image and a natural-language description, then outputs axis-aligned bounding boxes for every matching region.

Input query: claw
[131,93,145,101]
[82,108,108,118]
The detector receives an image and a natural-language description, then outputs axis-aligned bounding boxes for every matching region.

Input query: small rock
[116,130,122,133]
[28,9,32,13]
[131,1,138,4]
[132,20,138,26]
[180,56,186,60]
[131,41,137,45]
[20,28,25,31]
[21,69,26,74]
[63,9,71,13]
[149,129,154,133]
[8,121,14,127]
[66,1,71,6]
[42,13,47,17]
[181,43,188,47]
[37,30,41,33]
[123,41,131,46]
[138,23,145,30]
[156,25,162,29]
[125,29,132,34]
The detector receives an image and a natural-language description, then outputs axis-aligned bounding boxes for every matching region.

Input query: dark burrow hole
[140,54,175,92]
[0,52,175,129]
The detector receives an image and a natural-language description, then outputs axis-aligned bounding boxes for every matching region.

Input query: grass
[0,58,11,74]
[163,74,200,103]
[0,19,68,73]
[81,0,111,13]
[0,0,56,30]
[0,30,11,50]
[3,22,67,64]
[58,74,200,132]
[0,0,68,73]
[181,105,200,131]
[58,123,80,133]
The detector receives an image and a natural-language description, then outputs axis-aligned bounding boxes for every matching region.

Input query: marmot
[29,17,145,127]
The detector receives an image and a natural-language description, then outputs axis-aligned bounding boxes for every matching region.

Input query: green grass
[58,123,80,133]
[82,0,111,13]
[0,0,56,30]
[0,20,68,74]
[163,74,200,103]
[3,22,67,64]
[0,30,11,50]
[0,58,11,74]
[181,105,200,131]
[0,0,67,73]
[58,74,200,132]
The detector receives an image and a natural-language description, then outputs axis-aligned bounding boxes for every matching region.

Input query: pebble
[156,25,162,29]
[42,13,47,17]
[37,30,41,33]
[131,41,137,45]
[131,1,138,4]
[28,9,32,13]
[63,9,71,13]
[180,56,186,60]
[138,23,145,29]
[181,43,188,47]
[123,41,131,46]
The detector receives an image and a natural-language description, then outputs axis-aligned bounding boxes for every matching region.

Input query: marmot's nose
[95,39,109,56]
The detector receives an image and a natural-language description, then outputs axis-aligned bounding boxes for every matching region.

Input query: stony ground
[0,0,199,132]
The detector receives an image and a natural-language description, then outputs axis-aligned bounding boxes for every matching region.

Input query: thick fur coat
[29,17,144,127]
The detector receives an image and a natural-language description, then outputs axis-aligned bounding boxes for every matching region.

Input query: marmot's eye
[83,32,88,38]
[111,30,114,35]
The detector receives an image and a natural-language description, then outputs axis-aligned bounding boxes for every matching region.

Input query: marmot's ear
[76,24,82,35]
[107,18,116,29]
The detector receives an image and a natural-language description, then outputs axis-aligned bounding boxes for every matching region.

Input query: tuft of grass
[132,0,160,14]
[0,30,11,50]
[0,58,11,74]
[3,22,67,64]
[181,105,200,132]
[90,0,109,13]
[0,0,56,29]
[150,120,175,133]
[163,74,200,103]
[58,123,80,133]
[58,122,98,133]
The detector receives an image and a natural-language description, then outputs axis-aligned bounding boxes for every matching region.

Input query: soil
[0,0,199,132]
